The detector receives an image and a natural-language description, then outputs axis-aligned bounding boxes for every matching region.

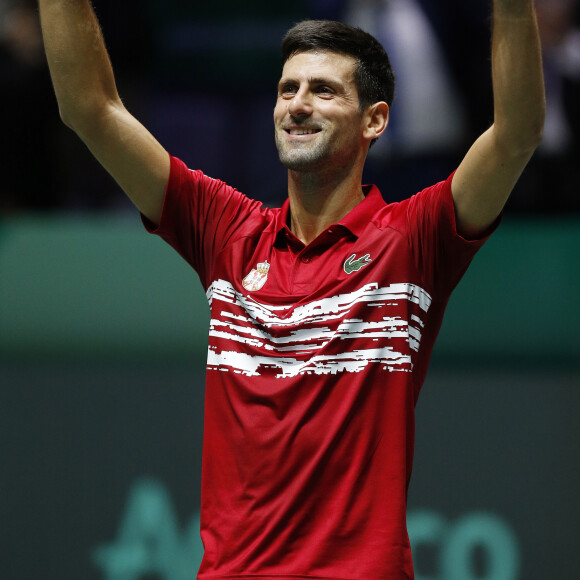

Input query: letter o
[407,510,447,580]
[443,512,520,580]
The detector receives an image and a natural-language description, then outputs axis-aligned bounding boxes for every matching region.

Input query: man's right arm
[39,0,169,224]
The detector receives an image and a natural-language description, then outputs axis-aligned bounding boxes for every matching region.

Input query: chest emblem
[344,253,372,275]
[242,260,270,292]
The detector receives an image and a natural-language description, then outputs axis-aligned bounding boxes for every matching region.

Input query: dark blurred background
[1,1,579,579]
[2,0,580,213]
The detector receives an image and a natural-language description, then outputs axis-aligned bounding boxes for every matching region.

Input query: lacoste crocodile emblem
[343,253,372,275]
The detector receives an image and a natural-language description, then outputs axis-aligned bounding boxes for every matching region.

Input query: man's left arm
[452,0,546,238]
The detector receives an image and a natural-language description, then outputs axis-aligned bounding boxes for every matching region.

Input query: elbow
[521,125,544,156]
[58,106,77,132]
[533,117,545,148]
[56,99,88,134]
[494,117,545,158]
[57,97,120,137]
[525,112,546,151]
[497,100,546,155]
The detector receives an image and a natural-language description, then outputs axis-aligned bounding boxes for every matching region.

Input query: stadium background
[1,0,579,579]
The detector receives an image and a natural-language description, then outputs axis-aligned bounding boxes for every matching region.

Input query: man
[38,1,544,578]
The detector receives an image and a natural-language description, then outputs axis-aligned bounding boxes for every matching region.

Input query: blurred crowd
[1,0,579,214]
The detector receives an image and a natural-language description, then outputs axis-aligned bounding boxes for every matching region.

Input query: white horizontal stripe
[209,316,422,353]
[205,279,430,375]
[210,317,331,345]
[207,280,432,328]
[411,314,425,328]
[207,347,413,378]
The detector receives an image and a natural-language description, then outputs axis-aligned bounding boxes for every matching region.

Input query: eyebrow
[278,76,345,89]
[309,77,343,86]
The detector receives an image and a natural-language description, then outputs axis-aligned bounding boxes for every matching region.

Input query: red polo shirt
[145,155,495,580]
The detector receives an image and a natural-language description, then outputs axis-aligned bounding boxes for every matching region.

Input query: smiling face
[274,50,368,173]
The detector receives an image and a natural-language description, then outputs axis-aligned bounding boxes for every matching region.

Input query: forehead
[280,50,357,83]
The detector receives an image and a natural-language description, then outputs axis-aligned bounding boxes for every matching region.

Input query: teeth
[288,129,317,135]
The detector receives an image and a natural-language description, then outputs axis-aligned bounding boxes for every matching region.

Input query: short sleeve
[404,173,500,294]
[142,155,265,288]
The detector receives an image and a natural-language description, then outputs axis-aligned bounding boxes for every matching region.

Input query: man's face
[274,50,365,172]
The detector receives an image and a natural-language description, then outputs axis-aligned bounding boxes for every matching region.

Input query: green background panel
[1,215,578,364]
[1,215,578,580]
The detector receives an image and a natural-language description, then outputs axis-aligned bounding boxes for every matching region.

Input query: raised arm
[38,0,169,223]
[451,0,546,237]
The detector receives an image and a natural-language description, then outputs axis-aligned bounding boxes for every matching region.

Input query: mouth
[284,127,321,136]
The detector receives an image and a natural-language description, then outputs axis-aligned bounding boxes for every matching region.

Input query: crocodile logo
[343,253,372,275]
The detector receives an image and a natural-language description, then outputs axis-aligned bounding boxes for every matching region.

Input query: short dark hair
[281,20,396,111]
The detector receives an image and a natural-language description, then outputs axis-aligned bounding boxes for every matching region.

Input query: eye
[314,85,335,98]
[279,83,298,98]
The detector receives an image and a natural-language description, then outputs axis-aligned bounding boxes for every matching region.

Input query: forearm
[491,0,545,153]
[38,0,121,128]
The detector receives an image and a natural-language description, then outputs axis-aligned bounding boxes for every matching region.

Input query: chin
[278,146,328,172]
[279,156,323,172]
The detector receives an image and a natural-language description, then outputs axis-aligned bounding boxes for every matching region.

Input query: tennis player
[38,1,544,578]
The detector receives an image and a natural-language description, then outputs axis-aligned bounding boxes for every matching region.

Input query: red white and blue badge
[242,260,271,292]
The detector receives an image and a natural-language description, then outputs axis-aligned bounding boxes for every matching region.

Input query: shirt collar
[269,184,386,247]
[338,184,386,237]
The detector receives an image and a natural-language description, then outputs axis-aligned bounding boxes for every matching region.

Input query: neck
[287,164,365,245]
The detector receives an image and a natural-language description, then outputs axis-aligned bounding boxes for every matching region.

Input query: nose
[288,87,313,118]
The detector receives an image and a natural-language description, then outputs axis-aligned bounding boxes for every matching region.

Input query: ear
[362,102,389,142]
